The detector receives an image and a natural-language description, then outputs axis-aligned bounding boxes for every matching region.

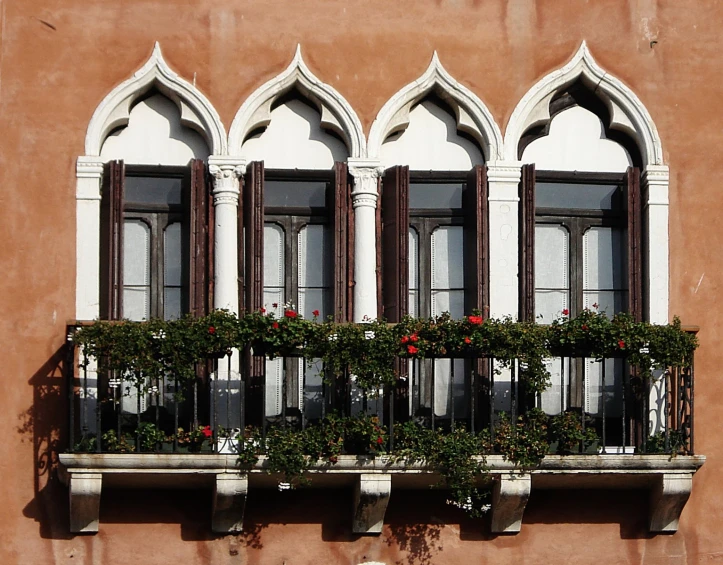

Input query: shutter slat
[519,164,536,321]
[332,162,349,322]
[463,165,489,315]
[626,166,643,321]
[244,162,265,313]
[101,160,125,320]
[381,166,409,322]
[188,159,209,317]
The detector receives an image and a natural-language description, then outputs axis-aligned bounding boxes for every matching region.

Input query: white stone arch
[229,45,365,159]
[368,52,503,163]
[503,41,664,168]
[84,42,227,157]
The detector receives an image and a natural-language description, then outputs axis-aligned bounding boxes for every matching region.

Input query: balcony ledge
[59,453,705,535]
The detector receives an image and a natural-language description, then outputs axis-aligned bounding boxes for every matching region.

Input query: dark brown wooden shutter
[346,166,355,322]
[100,160,125,320]
[243,161,264,313]
[330,162,350,322]
[626,166,643,322]
[380,166,409,322]
[463,165,489,316]
[519,163,536,322]
[188,159,211,317]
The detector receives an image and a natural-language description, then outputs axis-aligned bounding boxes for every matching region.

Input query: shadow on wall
[18,346,73,540]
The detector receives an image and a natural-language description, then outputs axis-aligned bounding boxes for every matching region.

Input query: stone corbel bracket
[68,473,103,533]
[491,473,532,534]
[649,472,693,533]
[353,473,392,534]
[212,473,248,533]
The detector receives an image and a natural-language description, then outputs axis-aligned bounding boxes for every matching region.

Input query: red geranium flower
[272,303,278,308]
[376,436,384,445]
[260,307,266,313]
[618,340,626,349]
[407,345,419,355]
[582,324,589,331]
[592,303,599,309]
[400,335,409,344]
[284,310,298,318]
[272,321,279,329]
[464,337,471,344]
[410,333,419,342]
[202,425,212,438]
[468,315,483,325]
[312,309,320,317]
[562,309,569,316]
[208,326,216,335]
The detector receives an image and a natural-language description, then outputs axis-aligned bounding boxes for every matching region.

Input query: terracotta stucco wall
[1,1,723,563]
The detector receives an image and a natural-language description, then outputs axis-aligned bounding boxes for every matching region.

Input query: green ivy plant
[547,410,599,454]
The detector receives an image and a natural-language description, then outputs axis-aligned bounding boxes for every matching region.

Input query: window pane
[164,223,182,286]
[125,176,182,205]
[265,180,327,208]
[433,358,467,418]
[123,220,150,321]
[536,182,621,210]
[164,288,182,321]
[409,183,463,209]
[431,226,464,290]
[534,224,569,322]
[298,224,331,318]
[408,228,419,318]
[263,223,285,314]
[583,226,626,316]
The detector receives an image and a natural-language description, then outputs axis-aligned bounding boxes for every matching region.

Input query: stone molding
[59,454,704,535]
[367,51,503,162]
[228,45,365,159]
[209,156,245,206]
[84,42,226,156]
[348,159,384,209]
[503,41,664,167]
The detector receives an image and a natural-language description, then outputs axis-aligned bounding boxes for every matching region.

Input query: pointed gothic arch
[367,52,503,163]
[84,42,226,157]
[504,42,664,167]
[228,45,365,159]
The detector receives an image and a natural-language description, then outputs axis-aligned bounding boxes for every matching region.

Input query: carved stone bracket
[69,473,103,533]
[352,473,391,534]
[491,473,531,534]
[649,472,693,533]
[212,473,248,533]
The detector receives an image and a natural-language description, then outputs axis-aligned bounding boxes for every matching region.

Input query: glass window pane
[431,226,464,290]
[263,223,284,287]
[536,182,621,210]
[123,288,150,321]
[164,223,182,286]
[408,228,419,318]
[265,180,327,208]
[298,225,330,288]
[123,220,150,286]
[433,359,467,418]
[125,176,182,205]
[535,224,569,289]
[583,227,626,290]
[409,183,463,209]
[164,288,182,321]
[431,290,464,319]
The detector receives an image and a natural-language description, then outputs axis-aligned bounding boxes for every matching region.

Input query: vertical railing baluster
[621,363,627,452]
[664,370,670,453]
[642,373,649,453]
[470,361,476,435]
[580,360,586,454]
[136,371,142,452]
[82,360,88,443]
[431,360,436,431]
[212,359,218,452]
[226,354,232,442]
[68,339,76,453]
[95,367,102,454]
[560,357,565,413]
[511,360,517,428]
[677,366,684,446]
[239,350,246,436]
[689,358,695,455]
[262,356,267,441]
[116,372,122,449]
[389,383,395,452]
[281,357,287,429]
[489,357,495,443]
[450,359,455,431]
[193,368,199,430]
[601,358,606,454]
[301,358,307,430]
[174,377,179,452]
[154,375,160,452]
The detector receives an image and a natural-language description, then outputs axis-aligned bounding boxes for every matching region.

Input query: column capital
[76,156,105,179]
[487,160,523,184]
[348,159,383,209]
[208,156,245,206]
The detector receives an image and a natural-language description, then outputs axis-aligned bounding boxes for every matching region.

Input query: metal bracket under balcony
[58,453,704,535]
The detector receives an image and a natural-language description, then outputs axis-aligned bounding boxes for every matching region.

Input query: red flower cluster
[312,309,320,317]
[467,315,483,325]
[208,326,216,335]
[562,309,569,316]
[407,345,419,355]
[464,336,472,344]
[202,425,213,438]
[272,322,279,329]
[376,436,384,445]
[400,335,409,344]
[581,324,589,331]
[284,310,298,318]
[618,340,626,349]
[401,333,419,345]
[260,307,266,314]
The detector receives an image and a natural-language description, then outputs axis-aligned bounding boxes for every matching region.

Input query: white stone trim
[643,164,670,323]
[75,158,104,320]
[84,42,227,157]
[348,159,384,322]
[504,41,663,168]
[228,45,365,159]
[368,52,503,162]
[487,161,523,319]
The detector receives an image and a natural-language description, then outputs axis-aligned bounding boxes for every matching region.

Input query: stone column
[643,164,670,325]
[348,159,384,322]
[208,156,245,315]
[487,161,523,319]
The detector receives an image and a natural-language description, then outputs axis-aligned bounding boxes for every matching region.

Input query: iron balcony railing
[65,324,696,456]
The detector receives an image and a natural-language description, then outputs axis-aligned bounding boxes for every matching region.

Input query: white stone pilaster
[348,159,384,322]
[643,165,669,324]
[208,156,245,315]
[76,157,105,321]
[487,161,523,319]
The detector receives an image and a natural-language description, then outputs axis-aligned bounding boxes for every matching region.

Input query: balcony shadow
[19,345,74,539]
[522,488,653,540]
